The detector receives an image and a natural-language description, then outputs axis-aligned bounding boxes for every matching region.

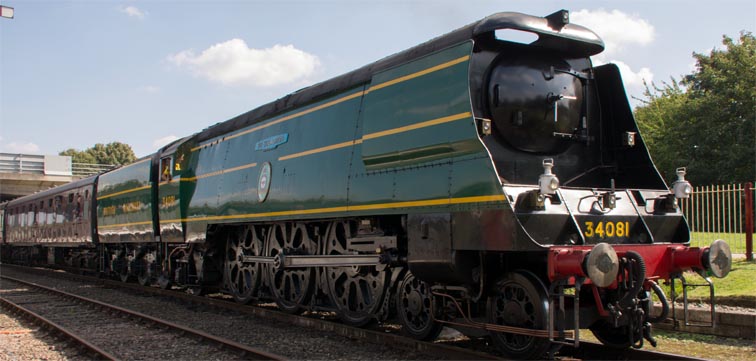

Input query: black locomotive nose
[487,54,583,154]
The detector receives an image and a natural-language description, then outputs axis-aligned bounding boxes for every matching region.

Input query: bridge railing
[72,162,116,177]
[0,153,114,177]
[0,153,48,174]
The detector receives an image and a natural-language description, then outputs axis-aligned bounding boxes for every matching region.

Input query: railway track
[0,275,284,361]
[0,264,710,360]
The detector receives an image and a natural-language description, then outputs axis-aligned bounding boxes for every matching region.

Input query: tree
[59,142,137,166]
[635,32,755,185]
[87,142,137,165]
[59,148,96,164]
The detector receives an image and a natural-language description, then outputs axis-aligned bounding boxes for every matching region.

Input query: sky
[1,0,754,159]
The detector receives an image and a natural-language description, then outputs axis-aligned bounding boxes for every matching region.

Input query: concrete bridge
[0,153,114,202]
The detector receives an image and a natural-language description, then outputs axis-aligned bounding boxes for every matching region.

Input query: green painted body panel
[178,41,507,241]
[347,42,503,213]
[182,87,364,241]
[158,146,186,243]
[158,178,181,243]
[361,42,478,169]
[97,158,154,243]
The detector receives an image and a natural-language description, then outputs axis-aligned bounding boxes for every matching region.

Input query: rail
[0,275,285,360]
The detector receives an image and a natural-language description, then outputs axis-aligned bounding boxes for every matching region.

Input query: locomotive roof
[195,10,604,143]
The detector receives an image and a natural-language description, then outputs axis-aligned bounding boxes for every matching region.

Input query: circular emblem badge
[258,162,272,203]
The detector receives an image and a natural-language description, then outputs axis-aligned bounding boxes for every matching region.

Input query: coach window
[39,201,45,225]
[47,198,54,225]
[83,190,90,220]
[55,196,64,224]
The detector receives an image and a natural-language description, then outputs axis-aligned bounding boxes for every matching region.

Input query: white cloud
[572,9,655,105]
[1,141,41,154]
[153,135,179,149]
[571,9,654,58]
[119,5,146,20]
[610,60,654,87]
[168,39,321,87]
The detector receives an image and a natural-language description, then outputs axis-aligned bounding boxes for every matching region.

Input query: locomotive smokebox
[486,53,583,154]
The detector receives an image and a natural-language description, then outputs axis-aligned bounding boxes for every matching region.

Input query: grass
[657,259,756,306]
[689,231,750,254]
[580,329,756,361]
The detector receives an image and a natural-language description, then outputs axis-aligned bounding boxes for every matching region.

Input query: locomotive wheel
[487,271,553,360]
[118,267,130,282]
[224,225,264,304]
[396,272,442,340]
[135,251,157,286]
[265,222,316,313]
[589,290,649,349]
[324,220,390,327]
[136,258,151,286]
[112,254,131,282]
[589,320,634,348]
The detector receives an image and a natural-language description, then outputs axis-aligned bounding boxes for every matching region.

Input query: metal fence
[679,182,755,258]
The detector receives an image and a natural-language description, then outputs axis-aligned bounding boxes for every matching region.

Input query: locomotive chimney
[545,10,569,30]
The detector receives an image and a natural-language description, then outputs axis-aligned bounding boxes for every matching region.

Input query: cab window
[160,157,172,182]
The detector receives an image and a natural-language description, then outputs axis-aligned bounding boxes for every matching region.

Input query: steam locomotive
[1,10,732,359]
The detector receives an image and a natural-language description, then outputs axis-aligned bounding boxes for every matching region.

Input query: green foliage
[635,32,755,185]
[59,147,96,164]
[59,142,136,166]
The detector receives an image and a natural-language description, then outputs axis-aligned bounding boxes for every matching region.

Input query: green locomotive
[2,10,732,359]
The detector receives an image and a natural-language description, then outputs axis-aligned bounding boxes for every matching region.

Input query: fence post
[745,182,753,261]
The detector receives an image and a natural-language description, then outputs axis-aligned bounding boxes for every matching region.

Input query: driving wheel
[265,222,316,313]
[224,225,265,304]
[324,220,390,327]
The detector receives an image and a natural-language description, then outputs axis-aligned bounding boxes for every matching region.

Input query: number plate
[583,221,631,239]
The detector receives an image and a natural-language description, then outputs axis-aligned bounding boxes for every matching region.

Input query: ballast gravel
[0,268,437,360]
[0,310,74,361]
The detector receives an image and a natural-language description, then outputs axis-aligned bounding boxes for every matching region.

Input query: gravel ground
[0,310,75,361]
[1,279,249,361]
[0,269,440,360]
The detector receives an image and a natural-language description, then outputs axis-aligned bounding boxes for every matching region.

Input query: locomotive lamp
[672,167,693,199]
[539,158,560,195]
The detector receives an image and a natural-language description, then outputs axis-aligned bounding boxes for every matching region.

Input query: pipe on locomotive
[547,239,732,287]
